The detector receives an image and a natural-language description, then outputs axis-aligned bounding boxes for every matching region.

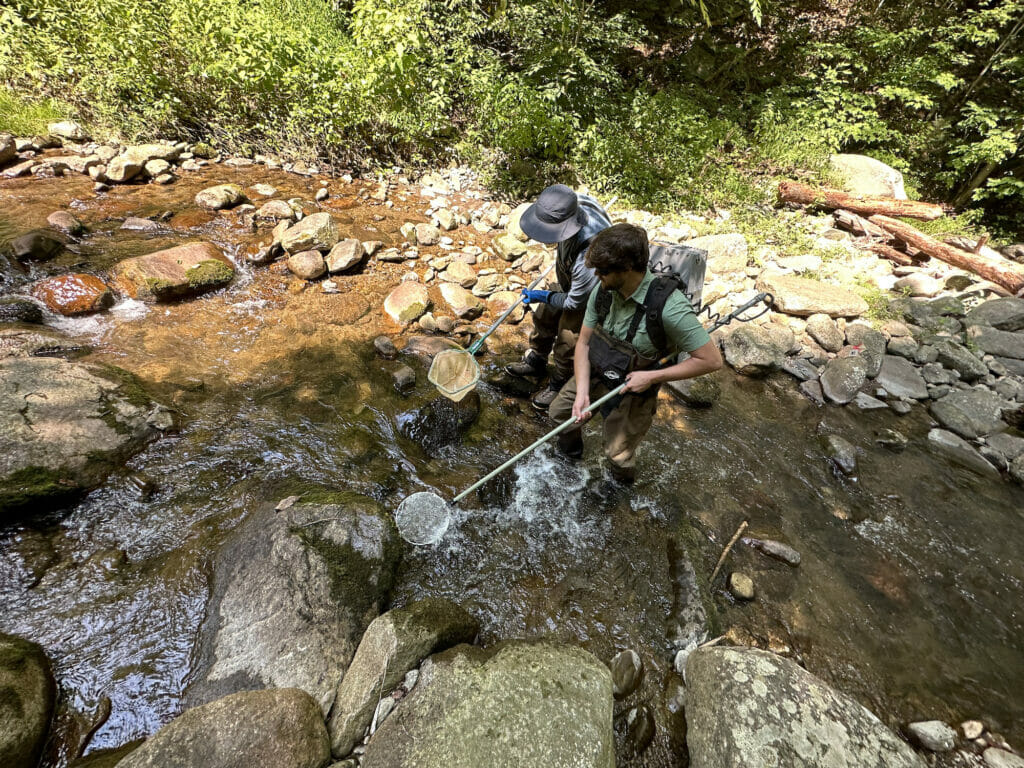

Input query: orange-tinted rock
[112,242,235,302]
[32,273,114,315]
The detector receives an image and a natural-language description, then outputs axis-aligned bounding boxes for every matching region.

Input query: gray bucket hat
[519,184,587,244]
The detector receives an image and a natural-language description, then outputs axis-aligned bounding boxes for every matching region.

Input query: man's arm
[622,340,722,393]
[572,324,594,422]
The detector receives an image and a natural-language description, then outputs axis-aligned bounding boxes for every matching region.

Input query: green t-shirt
[583,270,710,360]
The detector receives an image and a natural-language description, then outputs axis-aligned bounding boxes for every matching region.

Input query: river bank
[1,126,1023,768]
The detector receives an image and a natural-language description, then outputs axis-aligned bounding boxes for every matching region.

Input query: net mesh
[427,348,479,402]
[395,491,452,545]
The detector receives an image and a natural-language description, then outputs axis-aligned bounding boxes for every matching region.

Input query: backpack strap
[594,286,613,326]
[643,276,680,358]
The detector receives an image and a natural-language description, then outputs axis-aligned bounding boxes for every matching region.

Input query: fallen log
[870,214,1024,294]
[779,181,945,221]
[833,209,892,241]
[943,235,1004,262]
[865,243,927,267]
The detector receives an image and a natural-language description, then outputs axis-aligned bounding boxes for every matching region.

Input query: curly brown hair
[585,223,650,275]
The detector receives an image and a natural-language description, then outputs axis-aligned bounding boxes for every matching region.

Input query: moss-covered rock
[360,641,614,768]
[185,492,402,716]
[0,632,56,768]
[112,242,234,302]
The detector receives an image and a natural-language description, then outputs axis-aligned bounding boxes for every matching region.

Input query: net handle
[467,262,555,355]
[452,292,773,504]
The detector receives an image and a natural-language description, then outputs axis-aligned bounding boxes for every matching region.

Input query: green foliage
[0,87,64,135]
[0,0,1019,236]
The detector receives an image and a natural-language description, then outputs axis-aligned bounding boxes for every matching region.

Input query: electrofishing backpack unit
[593,241,708,359]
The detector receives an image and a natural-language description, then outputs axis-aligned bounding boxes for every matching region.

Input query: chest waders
[588,275,681,416]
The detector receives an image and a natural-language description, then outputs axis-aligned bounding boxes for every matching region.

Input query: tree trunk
[870,214,1024,294]
[779,181,945,221]
[943,235,1004,262]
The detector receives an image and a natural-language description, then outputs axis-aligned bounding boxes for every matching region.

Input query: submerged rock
[186,494,401,715]
[0,632,56,768]
[0,298,43,325]
[927,429,999,478]
[728,572,756,600]
[112,242,234,301]
[10,231,63,262]
[906,720,956,752]
[822,433,857,474]
[360,641,614,768]
[743,537,801,567]
[117,689,329,768]
[685,647,926,768]
[398,392,481,453]
[328,598,479,757]
[608,649,644,699]
[0,358,163,517]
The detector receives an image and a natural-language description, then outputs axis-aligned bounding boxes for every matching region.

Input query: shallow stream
[1,166,1021,766]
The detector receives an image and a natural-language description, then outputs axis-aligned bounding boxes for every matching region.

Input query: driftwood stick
[710,520,748,585]
[871,215,1024,294]
[865,243,927,267]
[833,209,891,241]
[780,181,945,221]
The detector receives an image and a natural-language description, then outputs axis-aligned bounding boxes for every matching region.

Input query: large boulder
[328,599,479,757]
[964,297,1024,331]
[685,647,925,768]
[47,120,88,141]
[829,154,907,199]
[186,494,401,715]
[967,325,1024,361]
[117,689,329,768]
[722,325,785,376]
[927,429,1000,477]
[684,234,748,274]
[279,213,340,254]
[756,272,869,317]
[874,356,928,400]
[933,340,988,382]
[819,355,869,404]
[930,389,1009,439]
[0,633,56,768]
[31,273,114,316]
[0,358,164,516]
[361,641,614,768]
[384,282,430,324]
[112,242,234,301]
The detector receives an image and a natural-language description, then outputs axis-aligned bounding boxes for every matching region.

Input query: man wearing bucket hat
[505,183,612,410]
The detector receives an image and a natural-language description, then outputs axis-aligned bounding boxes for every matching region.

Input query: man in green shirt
[548,223,723,482]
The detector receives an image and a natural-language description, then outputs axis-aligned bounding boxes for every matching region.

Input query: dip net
[428,348,479,402]
[395,491,452,545]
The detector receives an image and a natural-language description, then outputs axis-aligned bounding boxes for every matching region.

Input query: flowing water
[1,164,1022,766]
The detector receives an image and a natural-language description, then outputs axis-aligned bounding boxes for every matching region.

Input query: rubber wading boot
[505,349,547,379]
[532,380,566,411]
[557,429,584,459]
[607,461,636,484]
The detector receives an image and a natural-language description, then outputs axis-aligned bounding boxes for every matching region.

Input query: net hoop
[395,491,452,546]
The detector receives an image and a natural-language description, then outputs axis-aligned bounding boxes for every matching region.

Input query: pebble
[609,649,643,698]
[743,537,801,567]
[392,364,416,394]
[315,187,329,202]
[322,280,340,294]
[373,336,397,359]
[436,316,455,333]
[728,572,756,600]
[875,429,908,452]
[962,721,985,740]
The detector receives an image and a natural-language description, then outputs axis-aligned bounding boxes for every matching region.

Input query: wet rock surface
[0,632,56,768]
[361,642,614,768]
[112,242,234,301]
[0,357,162,516]
[186,495,401,715]
[685,647,926,768]
[117,689,329,768]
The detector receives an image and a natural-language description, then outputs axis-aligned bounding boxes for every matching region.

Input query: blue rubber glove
[521,288,552,305]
